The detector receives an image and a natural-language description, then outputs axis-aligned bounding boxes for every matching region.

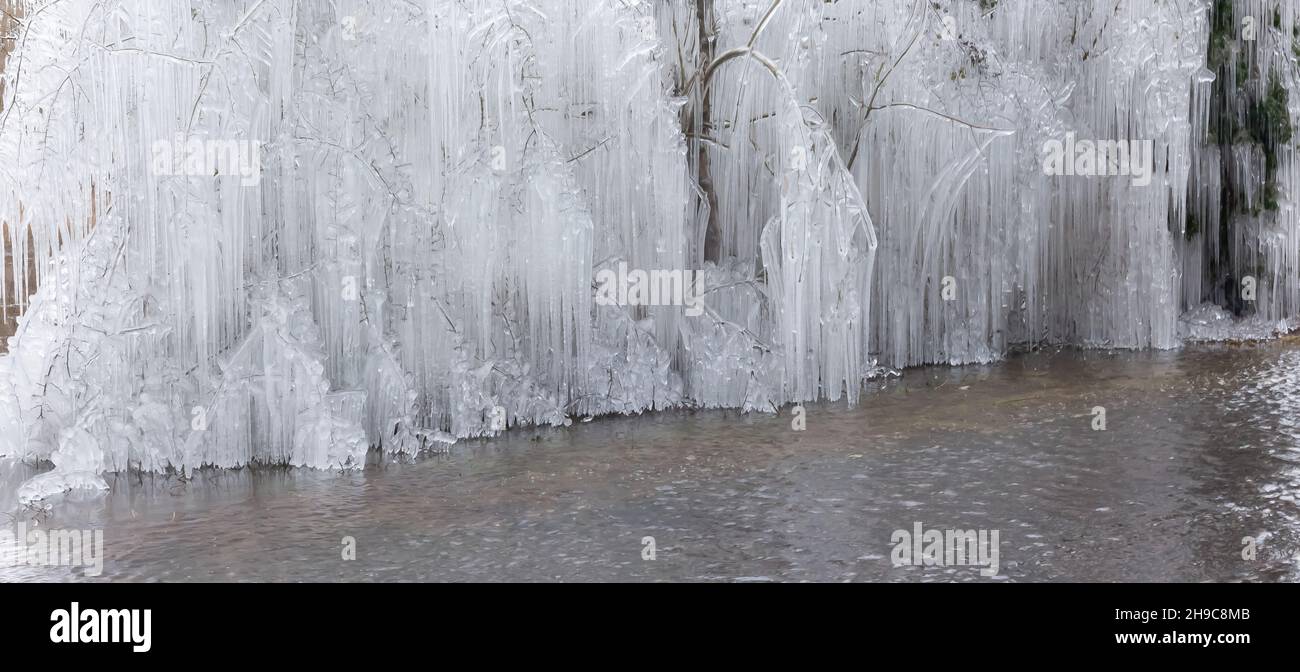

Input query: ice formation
[1,1,1298,494]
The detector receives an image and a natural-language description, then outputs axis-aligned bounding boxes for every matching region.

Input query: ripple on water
[2,345,1300,581]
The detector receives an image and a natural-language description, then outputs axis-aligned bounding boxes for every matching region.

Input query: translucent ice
[0,1,1296,496]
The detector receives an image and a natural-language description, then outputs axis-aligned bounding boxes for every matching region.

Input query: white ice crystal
[0,1,1297,498]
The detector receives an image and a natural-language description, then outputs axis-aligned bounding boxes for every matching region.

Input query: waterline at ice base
[2,0,1298,502]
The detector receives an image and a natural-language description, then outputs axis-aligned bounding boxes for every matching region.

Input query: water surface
[3,343,1300,582]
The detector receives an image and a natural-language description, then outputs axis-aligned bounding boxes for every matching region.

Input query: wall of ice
[0,1,1296,492]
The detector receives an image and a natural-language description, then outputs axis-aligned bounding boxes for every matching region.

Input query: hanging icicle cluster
[0,1,1295,497]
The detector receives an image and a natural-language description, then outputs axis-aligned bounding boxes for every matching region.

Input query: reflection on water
[3,344,1300,582]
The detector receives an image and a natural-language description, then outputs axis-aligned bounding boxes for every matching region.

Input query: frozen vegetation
[1,0,1299,498]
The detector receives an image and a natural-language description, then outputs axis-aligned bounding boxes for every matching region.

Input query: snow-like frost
[1179,304,1293,342]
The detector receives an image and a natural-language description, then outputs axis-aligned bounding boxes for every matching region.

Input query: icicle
[0,0,1296,500]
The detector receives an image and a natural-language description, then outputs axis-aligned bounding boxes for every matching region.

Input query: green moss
[1238,72,1293,191]
[1263,73,1292,145]
[1263,182,1281,212]
[1202,2,1293,276]
[1207,0,1235,71]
